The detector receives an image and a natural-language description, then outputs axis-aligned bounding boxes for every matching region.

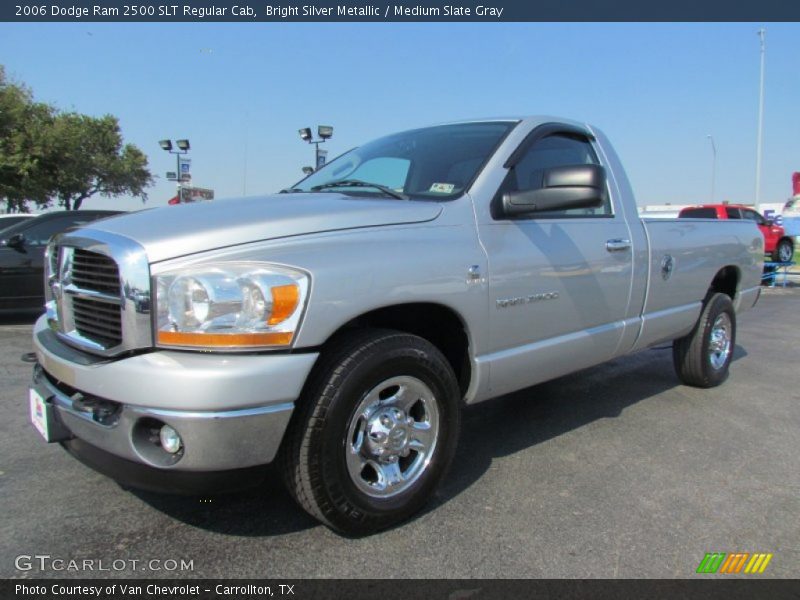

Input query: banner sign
[180,186,214,202]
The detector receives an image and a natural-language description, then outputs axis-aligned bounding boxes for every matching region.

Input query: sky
[1,22,799,212]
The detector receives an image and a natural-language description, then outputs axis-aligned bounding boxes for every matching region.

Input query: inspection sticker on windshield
[429,183,455,194]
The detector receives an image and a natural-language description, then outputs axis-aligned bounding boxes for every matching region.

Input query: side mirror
[502,164,607,217]
[6,233,26,248]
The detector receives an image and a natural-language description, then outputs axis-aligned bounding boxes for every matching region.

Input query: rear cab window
[679,207,718,219]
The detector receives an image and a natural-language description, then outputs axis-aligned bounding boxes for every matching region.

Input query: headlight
[154,263,309,350]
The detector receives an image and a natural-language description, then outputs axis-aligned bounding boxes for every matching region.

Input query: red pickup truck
[679,204,795,263]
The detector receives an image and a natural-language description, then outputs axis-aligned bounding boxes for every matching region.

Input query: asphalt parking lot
[1,288,798,579]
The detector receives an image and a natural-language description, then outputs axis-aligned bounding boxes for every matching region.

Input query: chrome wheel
[346,375,439,498]
[708,313,732,370]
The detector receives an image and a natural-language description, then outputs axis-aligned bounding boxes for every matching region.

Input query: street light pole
[175,152,182,197]
[298,126,334,172]
[755,28,766,206]
[159,139,190,202]
[313,140,322,169]
[707,134,717,203]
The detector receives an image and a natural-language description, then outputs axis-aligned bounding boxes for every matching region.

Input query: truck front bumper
[30,315,319,475]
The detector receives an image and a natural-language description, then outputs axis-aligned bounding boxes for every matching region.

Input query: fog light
[159,425,182,454]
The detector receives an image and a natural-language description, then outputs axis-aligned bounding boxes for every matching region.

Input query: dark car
[0,210,123,311]
[0,214,37,232]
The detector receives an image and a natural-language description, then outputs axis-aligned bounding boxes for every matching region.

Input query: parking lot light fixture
[299,125,334,171]
[176,139,190,151]
[159,139,172,151]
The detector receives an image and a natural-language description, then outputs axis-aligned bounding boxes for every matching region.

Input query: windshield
[291,121,518,200]
[785,198,800,215]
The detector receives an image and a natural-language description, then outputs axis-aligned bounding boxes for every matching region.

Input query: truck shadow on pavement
[128,466,319,536]
[129,344,747,537]
[431,344,749,519]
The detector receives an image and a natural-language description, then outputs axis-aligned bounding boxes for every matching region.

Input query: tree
[44,112,152,210]
[0,66,55,212]
[0,65,152,212]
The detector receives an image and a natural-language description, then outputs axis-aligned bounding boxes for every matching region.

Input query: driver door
[475,128,635,397]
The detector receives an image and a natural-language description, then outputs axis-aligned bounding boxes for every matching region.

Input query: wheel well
[707,266,739,301]
[326,303,471,397]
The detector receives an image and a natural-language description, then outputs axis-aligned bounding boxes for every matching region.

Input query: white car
[782,197,800,237]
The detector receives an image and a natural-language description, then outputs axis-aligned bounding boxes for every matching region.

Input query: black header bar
[4,579,800,600]
[3,0,800,22]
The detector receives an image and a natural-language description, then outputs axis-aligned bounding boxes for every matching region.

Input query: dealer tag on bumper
[29,388,70,442]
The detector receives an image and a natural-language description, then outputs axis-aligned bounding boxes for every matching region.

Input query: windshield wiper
[279,187,304,193]
[310,179,407,200]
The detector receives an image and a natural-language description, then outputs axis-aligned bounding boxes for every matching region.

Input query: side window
[495,134,611,218]
[725,207,742,219]
[742,209,766,225]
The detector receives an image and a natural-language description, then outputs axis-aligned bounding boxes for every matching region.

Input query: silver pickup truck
[29,117,762,534]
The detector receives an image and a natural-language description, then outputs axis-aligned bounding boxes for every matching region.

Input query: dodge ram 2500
[29,117,763,534]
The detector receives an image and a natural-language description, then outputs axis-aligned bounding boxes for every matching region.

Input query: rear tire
[280,329,460,535]
[673,293,736,388]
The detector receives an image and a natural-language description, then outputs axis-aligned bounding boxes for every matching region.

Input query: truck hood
[86,193,443,263]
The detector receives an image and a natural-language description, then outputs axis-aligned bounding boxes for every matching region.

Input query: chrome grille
[71,249,121,295]
[72,296,123,347]
[48,246,58,277]
[66,248,123,347]
[46,231,152,357]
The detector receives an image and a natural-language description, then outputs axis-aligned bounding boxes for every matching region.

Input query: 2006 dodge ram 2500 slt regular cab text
[29,117,763,534]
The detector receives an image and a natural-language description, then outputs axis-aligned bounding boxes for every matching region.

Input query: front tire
[672,293,736,388]
[280,329,460,535]
[773,238,794,263]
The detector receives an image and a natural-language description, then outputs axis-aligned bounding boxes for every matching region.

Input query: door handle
[606,239,631,252]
